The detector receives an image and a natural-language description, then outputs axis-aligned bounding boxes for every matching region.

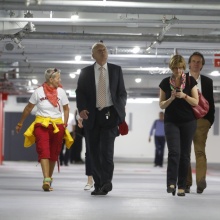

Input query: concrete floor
[0,161,220,220]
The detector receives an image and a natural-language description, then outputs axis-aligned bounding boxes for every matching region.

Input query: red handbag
[192,90,209,119]
[118,121,129,135]
[188,76,209,119]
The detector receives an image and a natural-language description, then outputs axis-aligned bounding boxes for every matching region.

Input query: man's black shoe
[101,183,112,193]
[91,189,107,196]
[91,189,100,195]
[91,183,112,196]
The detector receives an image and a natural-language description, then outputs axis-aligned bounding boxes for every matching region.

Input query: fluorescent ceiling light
[70,69,81,77]
[76,69,81,74]
[71,13,79,20]
[32,79,38,85]
[69,73,76,78]
[132,46,140,54]
[135,78,142,83]
[209,71,220,76]
[75,55,81,61]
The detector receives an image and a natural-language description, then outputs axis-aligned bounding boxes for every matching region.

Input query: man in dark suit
[76,42,127,195]
[186,52,215,194]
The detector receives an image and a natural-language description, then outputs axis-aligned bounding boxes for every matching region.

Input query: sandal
[49,178,53,191]
[42,177,52,191]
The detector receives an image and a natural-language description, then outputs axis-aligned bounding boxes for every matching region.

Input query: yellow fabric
[23,115,74,148]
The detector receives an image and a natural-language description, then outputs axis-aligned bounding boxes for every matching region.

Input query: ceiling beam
[19,32,220,43]
[1,1,220,16]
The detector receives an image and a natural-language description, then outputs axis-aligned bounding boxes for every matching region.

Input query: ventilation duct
[0,11,28,35]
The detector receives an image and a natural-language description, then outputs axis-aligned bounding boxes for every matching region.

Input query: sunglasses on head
[49,68,58,78]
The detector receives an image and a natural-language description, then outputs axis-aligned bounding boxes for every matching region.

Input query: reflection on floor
[0,161,220,220]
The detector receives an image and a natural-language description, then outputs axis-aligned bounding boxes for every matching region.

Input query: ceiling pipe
[0,17,220,26]
[157,16,179,42]
[21,32,220,43]
[21,1,220,10]
[1,2,220,16]
[145,16,179,52]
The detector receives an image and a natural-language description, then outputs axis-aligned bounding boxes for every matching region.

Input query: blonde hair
[169,55,186,70]
[45,68,60,82]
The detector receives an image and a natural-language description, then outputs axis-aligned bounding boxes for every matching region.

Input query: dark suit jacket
[76,62,127,129]
[200,74,215,126]
[187,73,215,126]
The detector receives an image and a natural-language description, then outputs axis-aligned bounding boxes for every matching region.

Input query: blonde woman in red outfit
[16,68,73,191]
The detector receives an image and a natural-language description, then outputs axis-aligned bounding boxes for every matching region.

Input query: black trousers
[59,140,70,165]
[154,136,166,167]
[70,134,83,162]
[165,120,197,189]
[85,106,119,190]
[84,133,92,176]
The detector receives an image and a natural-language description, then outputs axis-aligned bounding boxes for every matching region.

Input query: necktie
[97,66,106,110]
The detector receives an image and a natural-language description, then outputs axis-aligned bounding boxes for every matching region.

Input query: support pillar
[0,93,7,165]
[0,93,3,165]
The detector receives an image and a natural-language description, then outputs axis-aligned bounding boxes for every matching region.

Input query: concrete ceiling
[0,0,220,100]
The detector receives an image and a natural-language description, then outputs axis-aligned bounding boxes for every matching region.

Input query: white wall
[4,95,220,163]
[115,101,165,160]
[115,101,220,163]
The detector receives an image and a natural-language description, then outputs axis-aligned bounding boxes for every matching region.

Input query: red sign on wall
[214,54,220,67]
[214,59,220,67]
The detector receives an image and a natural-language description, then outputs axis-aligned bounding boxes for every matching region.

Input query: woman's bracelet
[17,123,23,127]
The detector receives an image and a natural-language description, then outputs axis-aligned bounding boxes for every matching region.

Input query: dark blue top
[149,119,165,137]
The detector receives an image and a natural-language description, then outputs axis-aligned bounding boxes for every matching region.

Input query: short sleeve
[59,88,69,106]
[189,76,197,89]
[29,89,38,104]
[159,77,169,92]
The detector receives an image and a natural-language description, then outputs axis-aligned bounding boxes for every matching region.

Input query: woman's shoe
[84,183,93,190]
[167,185,176,196]
[49,177,53,191]
[42,177,52,191]
[177,189,185,196]
[84,176,93,190]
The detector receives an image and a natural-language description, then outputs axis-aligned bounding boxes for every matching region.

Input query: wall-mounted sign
[214,54,220,67]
